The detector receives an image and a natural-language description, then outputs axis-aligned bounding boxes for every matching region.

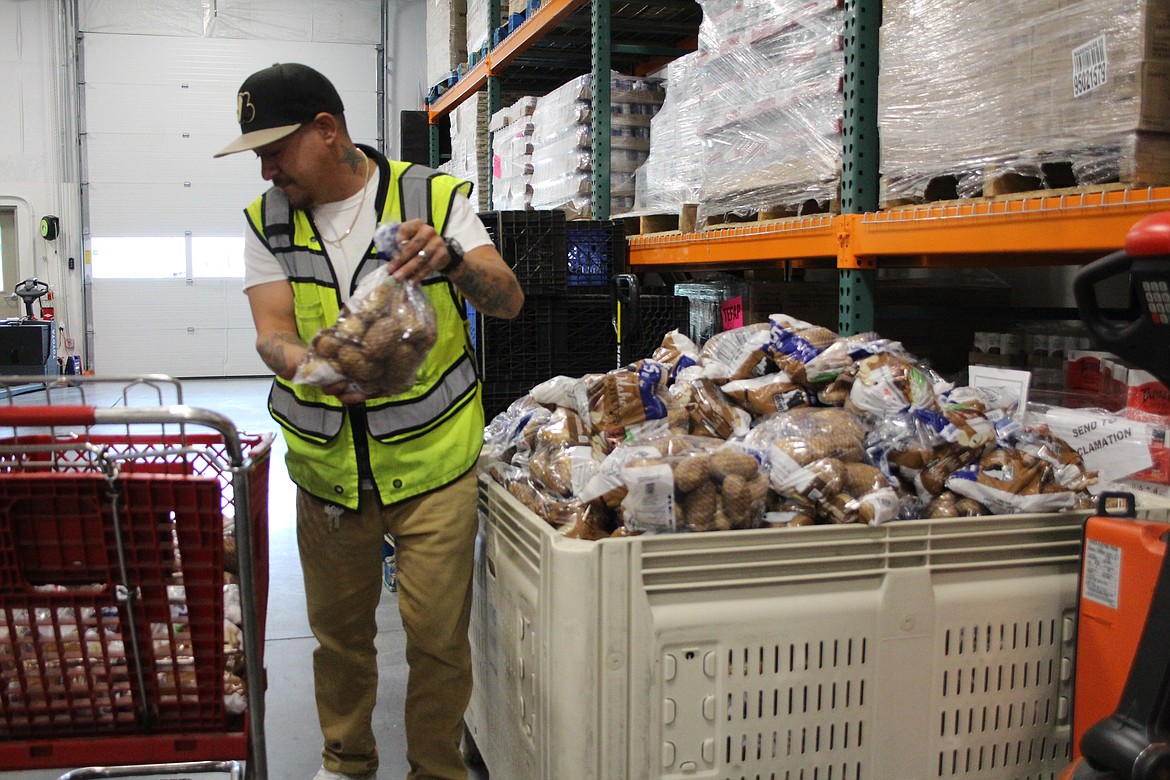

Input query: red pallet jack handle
[1068,212,1170,779]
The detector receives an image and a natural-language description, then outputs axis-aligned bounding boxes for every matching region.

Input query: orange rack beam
[428,0,588,122]
[627,215,838,269]
[627,187,1170,270]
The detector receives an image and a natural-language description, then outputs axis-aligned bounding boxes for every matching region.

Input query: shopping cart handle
[0,405,96,427]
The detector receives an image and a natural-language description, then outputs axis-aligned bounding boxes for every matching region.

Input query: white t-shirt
[243,165,492,305]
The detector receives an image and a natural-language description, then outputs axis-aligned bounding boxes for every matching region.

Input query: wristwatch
[443,237,465,273]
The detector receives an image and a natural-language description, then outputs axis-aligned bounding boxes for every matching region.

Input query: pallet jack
[1061,212,1170,779]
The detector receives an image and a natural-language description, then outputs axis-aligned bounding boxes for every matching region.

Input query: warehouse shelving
[425,0,701,216]
[426,0,1164,335]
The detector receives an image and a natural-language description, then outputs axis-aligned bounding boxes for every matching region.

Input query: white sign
[1045,407,1153,483]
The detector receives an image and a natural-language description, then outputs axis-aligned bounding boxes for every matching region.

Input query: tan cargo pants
[297,470,479,779]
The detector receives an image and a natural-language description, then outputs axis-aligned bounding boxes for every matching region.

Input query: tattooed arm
[444,245,524,319]
[246,281,308,379]
[390,219,525,320]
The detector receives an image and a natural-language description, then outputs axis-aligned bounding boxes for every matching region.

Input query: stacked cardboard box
[490,97,538,210]
[880,0,1170,201]
[426,0,468,88]
[442,93,492,211]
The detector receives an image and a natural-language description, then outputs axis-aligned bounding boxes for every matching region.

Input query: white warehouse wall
[0,0,430,370]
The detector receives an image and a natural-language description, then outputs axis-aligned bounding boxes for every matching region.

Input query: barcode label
[1072,35,1108,97]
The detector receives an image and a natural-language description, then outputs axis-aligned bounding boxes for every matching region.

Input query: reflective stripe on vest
[269,380,344,442]
[365,350,478,440]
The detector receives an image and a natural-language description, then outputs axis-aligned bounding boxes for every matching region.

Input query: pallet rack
[426,0,1166,336]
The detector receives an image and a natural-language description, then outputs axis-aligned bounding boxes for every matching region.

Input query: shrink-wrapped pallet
[530,73,665,218]
[694,0,844,220]
[426,0,468,88]
[880,0,1170,201]
[631,52,704,216]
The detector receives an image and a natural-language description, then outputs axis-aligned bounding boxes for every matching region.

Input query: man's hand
[318,379,367,405]
[386,219,452,283]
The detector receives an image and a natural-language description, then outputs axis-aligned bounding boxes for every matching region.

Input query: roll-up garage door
[83,34,378,376]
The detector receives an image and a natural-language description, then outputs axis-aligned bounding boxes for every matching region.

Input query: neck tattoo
[317,150,370,245]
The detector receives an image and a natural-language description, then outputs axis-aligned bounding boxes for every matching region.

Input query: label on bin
[622,462,676,532]
[1083,538,1121,609]
[720,296,744,331]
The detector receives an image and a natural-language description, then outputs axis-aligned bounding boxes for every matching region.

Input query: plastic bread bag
[482,395,550,465]
[579,434,765,533]
[721,371,815,418]
[867,404,1002,504]
[801,331,883,384]
[697,323,772,382]
[994,412,1099,495]
[294,222,438,396]
[527,407,603,498]
[742,407,869,498]
[552,498,617,540]
[945,445,1094,515]
[845,350,952,419]
[529,374,595,424]
[763,314,839,384]
[588,361,672,432]
[650,329,701,377]
[670,375,751,439]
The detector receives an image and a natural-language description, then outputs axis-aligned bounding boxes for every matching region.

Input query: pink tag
[720,295,744,331]
[493,154,502,179]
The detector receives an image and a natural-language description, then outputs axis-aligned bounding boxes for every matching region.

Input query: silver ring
[418,250,428,259]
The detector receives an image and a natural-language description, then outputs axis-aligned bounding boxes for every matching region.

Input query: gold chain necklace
[316,151,370,244]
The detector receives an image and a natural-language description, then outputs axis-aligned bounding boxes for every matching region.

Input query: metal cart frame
[0,376,271,779]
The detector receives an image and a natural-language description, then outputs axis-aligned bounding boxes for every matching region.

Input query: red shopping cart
[0,375,272,779]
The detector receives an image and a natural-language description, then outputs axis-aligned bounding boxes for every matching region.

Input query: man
[215,62,523,780]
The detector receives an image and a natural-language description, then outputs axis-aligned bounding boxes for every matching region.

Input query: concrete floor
[0,377,490,780]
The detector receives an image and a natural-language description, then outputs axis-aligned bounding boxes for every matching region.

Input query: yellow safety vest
[244,147,483,509]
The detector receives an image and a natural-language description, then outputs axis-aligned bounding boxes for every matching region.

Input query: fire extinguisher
[41,290,55,321]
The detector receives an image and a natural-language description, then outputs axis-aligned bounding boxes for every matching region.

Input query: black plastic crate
[469,296,557,384]
[566,220,626,287]
[552,292,618,377]
[479,210,567,294]
[622,294,691,364]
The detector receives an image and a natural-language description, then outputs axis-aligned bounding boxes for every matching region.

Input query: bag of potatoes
[293,223,438,396]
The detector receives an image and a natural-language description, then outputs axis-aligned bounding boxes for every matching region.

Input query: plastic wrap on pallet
[529,72,665,218]
[695,0,844,221]
[880,0,1170,202]
[674,273,750,344]
[426,0,468,88]
[632,52,704,215]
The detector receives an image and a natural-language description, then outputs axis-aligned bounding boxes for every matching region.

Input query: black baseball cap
[214,62,344,158]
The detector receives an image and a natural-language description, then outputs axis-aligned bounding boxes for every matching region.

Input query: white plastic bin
[468,475,1111,779]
